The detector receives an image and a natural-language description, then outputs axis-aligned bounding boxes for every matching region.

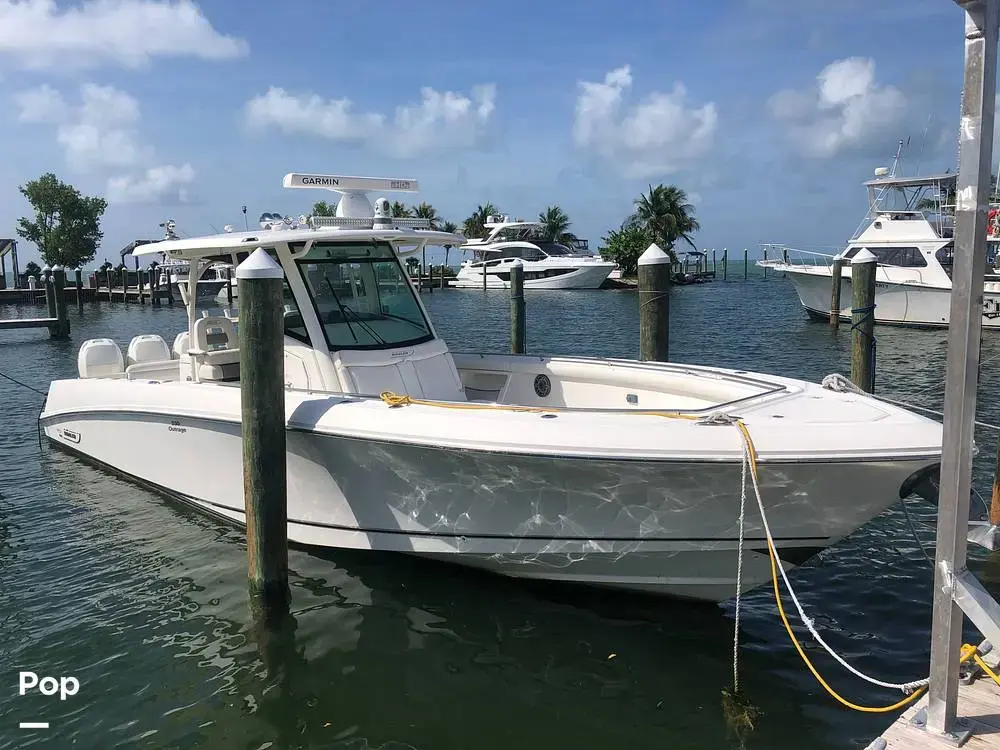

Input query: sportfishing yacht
[453,217,616,289]
[39,173,944,603]
[759,165,1000,327]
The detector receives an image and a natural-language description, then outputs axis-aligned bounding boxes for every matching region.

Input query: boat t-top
[39,172,944,602]
[453,216,616,290]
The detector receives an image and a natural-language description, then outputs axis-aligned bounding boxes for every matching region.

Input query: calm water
[2,269,1000,750]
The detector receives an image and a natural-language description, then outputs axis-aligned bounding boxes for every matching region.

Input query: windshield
[293,241,433,351]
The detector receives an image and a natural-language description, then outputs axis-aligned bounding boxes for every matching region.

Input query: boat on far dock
[453,216,616,289]
[760,148,1000,328]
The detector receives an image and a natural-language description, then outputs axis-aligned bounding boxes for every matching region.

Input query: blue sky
[0,0,980,269]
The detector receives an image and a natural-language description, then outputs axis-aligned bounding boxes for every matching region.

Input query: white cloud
[0,0,247,70]
[14,83,67,122]
[244,84,497,158]
[572,65,718,179]
[106,163,195,203]
[15,83,146,170]
[768,57,908,158]
[14,82,194,204]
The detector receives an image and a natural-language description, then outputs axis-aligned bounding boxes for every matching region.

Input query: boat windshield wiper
[324,277,359,343]
[340,303,387,344]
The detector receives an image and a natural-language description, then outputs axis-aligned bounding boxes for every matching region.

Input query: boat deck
[873,673,1000,749]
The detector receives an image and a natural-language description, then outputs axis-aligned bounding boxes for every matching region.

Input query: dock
[874,669,1000,748]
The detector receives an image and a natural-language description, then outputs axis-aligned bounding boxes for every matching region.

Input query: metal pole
[927,0,999,737]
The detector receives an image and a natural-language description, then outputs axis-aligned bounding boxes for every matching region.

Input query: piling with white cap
[638,243,671,362]
[237,247,290,621]
[850,248,877,392]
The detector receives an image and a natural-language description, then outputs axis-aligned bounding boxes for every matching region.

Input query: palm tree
[440,220,459,269]
[631,184,699,261]
[538,205,577,244]
[390,201,411,218]
[463,203,498,240]
[411,202,439,229]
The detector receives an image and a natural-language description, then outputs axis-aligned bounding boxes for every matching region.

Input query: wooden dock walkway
[873,668,1000,748]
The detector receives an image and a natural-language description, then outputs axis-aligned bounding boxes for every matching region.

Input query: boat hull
[773,264,1000,328]
[42,406,933,603]
[452,262,615,290]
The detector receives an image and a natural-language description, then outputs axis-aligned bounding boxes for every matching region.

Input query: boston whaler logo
[985,297,1000,320]
[57,428,80,444]
[168,419,187,434]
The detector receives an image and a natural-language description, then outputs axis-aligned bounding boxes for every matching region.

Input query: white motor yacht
[760,154,1000,327]
[39,173,944,603]
[453,216,616,289]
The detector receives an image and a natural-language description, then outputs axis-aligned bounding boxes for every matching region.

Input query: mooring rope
[732,440,749,694]
[849,303,877,394]
[0,370,47,397]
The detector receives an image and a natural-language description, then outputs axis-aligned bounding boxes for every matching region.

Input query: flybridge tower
[282,173,424,225]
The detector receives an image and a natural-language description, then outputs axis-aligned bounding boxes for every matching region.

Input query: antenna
[282,173,419,219]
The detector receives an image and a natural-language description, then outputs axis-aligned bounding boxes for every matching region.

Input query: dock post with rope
[850,249,877,392]
[638,243,670,362]
[236,247,290,624]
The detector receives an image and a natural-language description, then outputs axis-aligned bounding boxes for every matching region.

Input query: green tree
[411,202,439,229]
[462,203,498,239]
[390,201,412,218]
[538,205,577,244]
[16,173,108,268]
[23,260,41,278]
[312,200,336,216]
[598,222,651,278]
[631,184,699,262]
[440,219,459,268]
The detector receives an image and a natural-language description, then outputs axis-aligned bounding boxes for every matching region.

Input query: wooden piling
[149,263,160,306]
[829,254,844,327]
[236,248,290,621]
[510,260,525,354]
[121,268,129,303]
[723,248,728,281]
[74,268,84,313]
[51,265,69,338]
[225,265,233,308]
[104,269,112,300]
[638,243,671,362]
[762,248,768,279]
[711,249,716,274]
[43,266,56,320]
[743,248,748,280]
[439,264,445,290]
[138,269,146,305]
[850,249,877,393]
